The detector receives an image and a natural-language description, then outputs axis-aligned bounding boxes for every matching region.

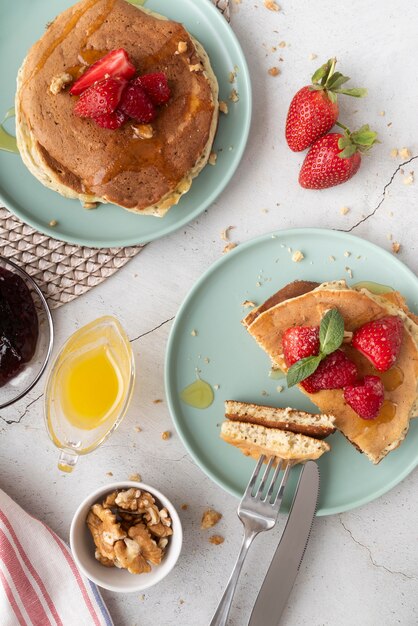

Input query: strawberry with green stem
[285,58,367,152]
[298,123,379,189]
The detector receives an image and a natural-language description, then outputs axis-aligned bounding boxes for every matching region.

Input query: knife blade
[248,460,320,626]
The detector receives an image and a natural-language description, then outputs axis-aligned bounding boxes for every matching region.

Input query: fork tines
[246,455,292,507]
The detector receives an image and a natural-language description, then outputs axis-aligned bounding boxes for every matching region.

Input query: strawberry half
[352,315,404,372]
[285,58,367,152]
[119,83,157,123]
[74,78,127,118]
[70,48,135,96]
[283,326,320,366]
[94,110,128,130]
[299,125,378,190]
[344,375,385,420]
[134,73,171,105]
[301,349,357,393]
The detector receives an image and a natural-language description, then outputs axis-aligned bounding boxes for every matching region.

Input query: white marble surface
[2,0,418,624]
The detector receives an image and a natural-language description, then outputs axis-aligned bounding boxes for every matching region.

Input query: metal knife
[248,460,320,626]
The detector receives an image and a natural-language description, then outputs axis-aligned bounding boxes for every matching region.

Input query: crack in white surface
[0,393,43,426]
[339,155,418,233]
[339,516,417,581]
[130,316,175,343]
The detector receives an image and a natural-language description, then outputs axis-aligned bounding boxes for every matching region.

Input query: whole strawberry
[282,326,320,366]
[299,124,378,189]
[285,58,366,152]
[301,349,357,393]
[352,315,404,371]
[344,375,385,420]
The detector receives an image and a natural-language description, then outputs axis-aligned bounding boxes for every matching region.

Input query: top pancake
[16,0,218,214]
[245,281,418,464]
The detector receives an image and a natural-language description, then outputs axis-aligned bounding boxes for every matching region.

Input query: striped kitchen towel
[0,489,113,626]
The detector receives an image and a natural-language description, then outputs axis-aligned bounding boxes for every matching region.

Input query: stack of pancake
[15,0,219,216]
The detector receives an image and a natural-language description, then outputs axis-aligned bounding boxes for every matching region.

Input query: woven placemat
[0,0,230,309]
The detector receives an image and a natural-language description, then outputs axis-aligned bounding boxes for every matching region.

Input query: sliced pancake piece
[242,280,320,328]
[245,281,418,464]
[225,400,336,438]
[220,421,330,463]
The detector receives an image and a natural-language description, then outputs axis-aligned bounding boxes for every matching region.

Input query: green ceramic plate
[165,229,418,516]
[0,0,251,247]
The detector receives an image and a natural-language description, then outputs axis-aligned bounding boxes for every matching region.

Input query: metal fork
[209,456,292,626]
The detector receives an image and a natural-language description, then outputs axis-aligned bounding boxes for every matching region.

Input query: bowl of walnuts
[70,481,183,592]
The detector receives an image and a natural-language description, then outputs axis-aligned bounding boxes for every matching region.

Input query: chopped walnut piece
[268,66,280,77]
[390,148,398,158]
[399,147,411,159]
[49,219,58,227]
[209,535,224,545]
[403,173,414,185]
[87,505,126,562]
[189,63,203,72]
[264,0,280,10]
[392,241,401,254]
[242,300,256,308]
[292,250,304,263]
[83,201,98,209]
[201,509,222,529]
[223,242,237,254]
[133,124,154,139]
[191,329,198,336]
[49,72,73,94]
[220,225,234,241]
[229,88,239,103]
[129,473,142,482]
[209,152,217,166]
[228,71,236,83]
[278,40,286,48]
[114,538,152,574]
[147,521,174,538]
[161,431,171,440]
[340,206,350,215]
[177,41,188,53]
[219,100,229,114]
[128,523,163,565]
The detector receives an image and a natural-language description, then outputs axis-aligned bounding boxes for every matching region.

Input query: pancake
[15,0,219,216]
[245,280,418,464]
[225,400,336,438]
[220,421,330,463]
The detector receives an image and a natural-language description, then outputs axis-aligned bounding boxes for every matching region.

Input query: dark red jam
[0,267,39,387]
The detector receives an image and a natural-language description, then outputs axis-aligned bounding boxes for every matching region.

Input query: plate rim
[164,227,418,516]
[0,0,252,248]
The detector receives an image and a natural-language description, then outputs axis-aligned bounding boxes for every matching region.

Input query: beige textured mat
[0,0,230,309]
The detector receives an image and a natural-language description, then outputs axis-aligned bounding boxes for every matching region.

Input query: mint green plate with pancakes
[165,229,418,515]
[0,0,251,247]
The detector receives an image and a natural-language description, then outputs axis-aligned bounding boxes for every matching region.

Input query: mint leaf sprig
[287,309,345,387]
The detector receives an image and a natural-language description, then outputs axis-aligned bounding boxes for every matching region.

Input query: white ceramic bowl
[70,481,183,593]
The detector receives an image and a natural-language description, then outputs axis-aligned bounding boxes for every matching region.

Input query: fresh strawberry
[119,83,157,122]
[285,58,366,152]
[74,78,127,118]
[70,49,135,96]
[299,125,378,189]
[344,375,385,419]
[301,349,357,393]
[94,110,128,130]
[283,326,320,366]
[134,73,171,105]
[352,315,404,372]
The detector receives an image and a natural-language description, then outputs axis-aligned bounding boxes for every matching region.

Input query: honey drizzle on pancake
[24,0,115,87]
[380,366,404,392]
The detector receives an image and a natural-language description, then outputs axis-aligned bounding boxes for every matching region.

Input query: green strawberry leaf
[287,355,322,388]
[326,73,351,91]
[334,87,367,98]
[319,308,345,355]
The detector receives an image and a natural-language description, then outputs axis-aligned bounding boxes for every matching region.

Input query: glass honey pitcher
[44,316,135,472]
